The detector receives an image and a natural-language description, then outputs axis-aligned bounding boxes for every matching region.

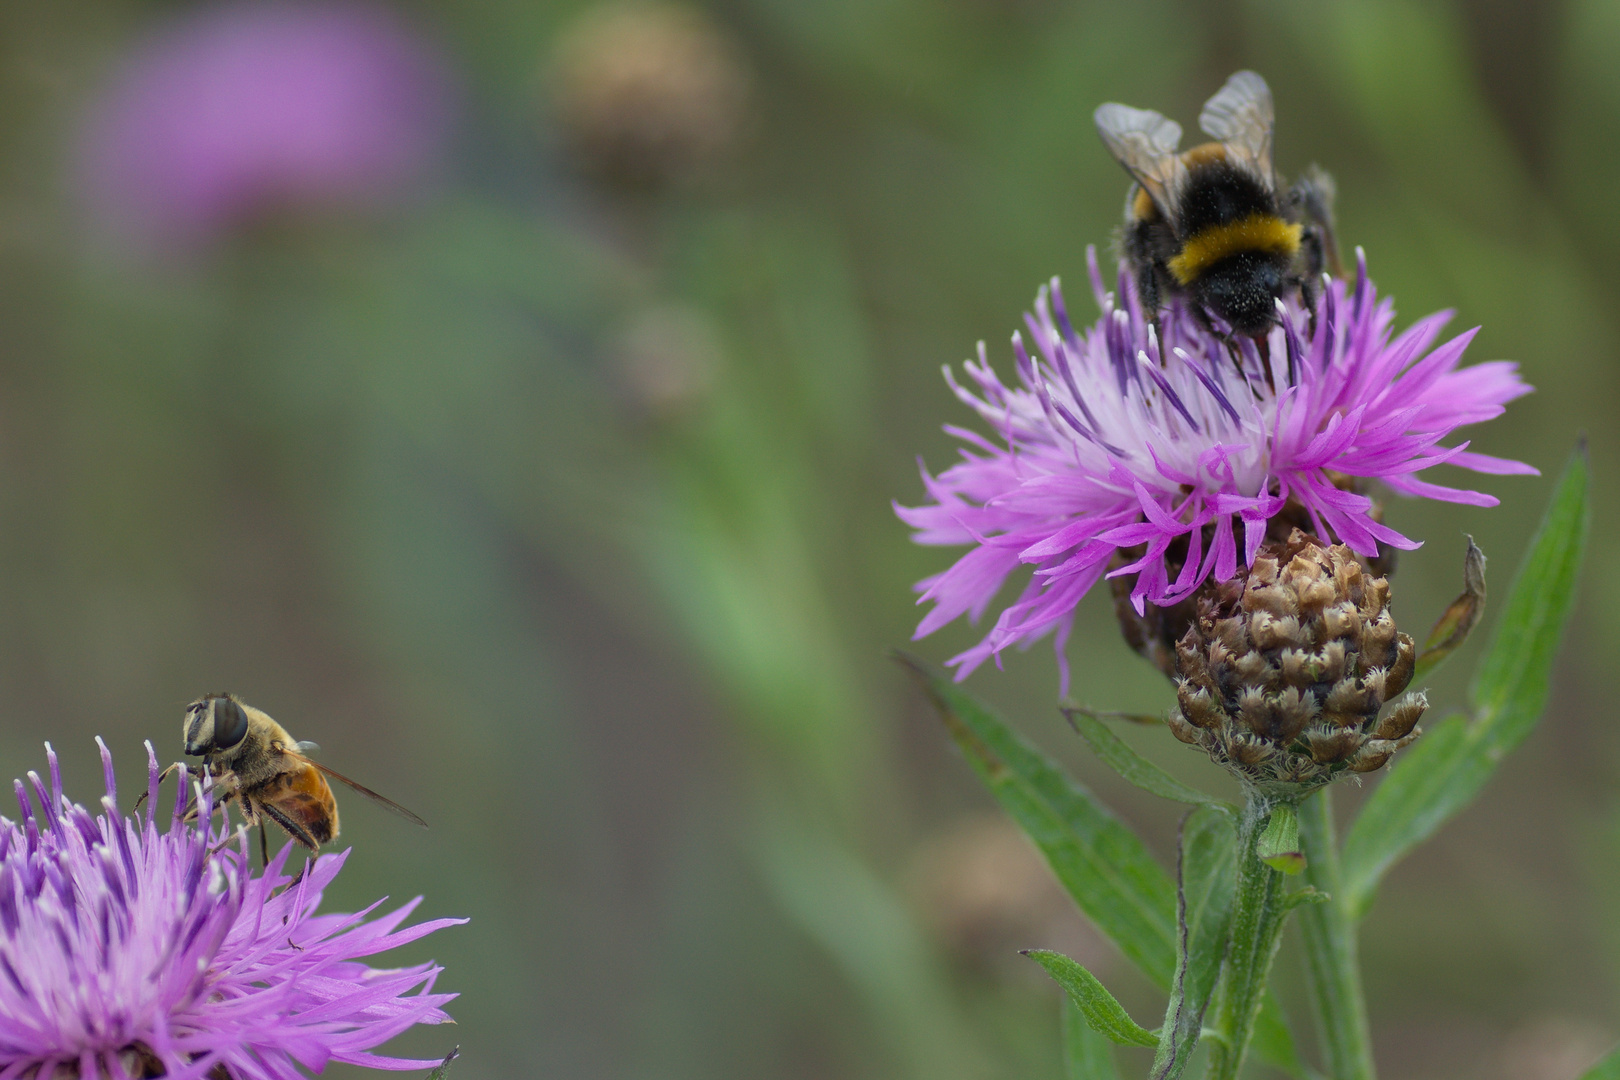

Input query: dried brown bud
[551,1,751,190]
[1168,530,1425,793]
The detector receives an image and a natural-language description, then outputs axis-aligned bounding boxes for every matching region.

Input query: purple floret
[0,741,462,1080]
[897,250,1536,690]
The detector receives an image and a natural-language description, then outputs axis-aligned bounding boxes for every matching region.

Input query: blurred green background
[0,0,1615,1077]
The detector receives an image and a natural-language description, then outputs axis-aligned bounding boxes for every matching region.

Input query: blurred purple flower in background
[0,741,461,1079]
[78,2,452,249]
[898,251,1535,686]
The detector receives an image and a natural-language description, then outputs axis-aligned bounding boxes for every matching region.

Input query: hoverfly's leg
[133,762,186,813]
[1290,165,1342,278]
[259,801,322,853]
[258,821,270,870]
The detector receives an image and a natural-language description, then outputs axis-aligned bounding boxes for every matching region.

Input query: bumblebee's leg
[1290,165,1342,278]
[1298,273,1319,340]
[1134,261,1161,321]
[1185,303,1245,378]
[259,801,322,853]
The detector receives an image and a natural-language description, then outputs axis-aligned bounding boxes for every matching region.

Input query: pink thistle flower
[897,250,1535,690]
[77,2,452,250]
[0,741,462,1080]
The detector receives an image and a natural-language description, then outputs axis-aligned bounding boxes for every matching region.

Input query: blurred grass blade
[1342,444,1589,916]
[1024,950,1158,1047]
[1580,1043,1620,1080]
[897,653,1178,985]
[425,1047,460,1080]
[1151,807,1236,1080]
[756,814,991,1080]
[1063,996,1123,1080]
[1412,535,1487,683]
[1064,707,1229,808]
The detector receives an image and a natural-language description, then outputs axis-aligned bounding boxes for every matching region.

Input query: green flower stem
[1297,789,1377,1080]
[1205,796,1293,1080]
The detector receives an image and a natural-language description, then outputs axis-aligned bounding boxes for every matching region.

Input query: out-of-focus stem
[1205,796,1291,1080]
[1298,789,1377,1080]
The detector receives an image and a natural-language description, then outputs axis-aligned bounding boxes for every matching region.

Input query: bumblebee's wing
[282,748,428,828]
[1198,70,1275,181]
[1094,103,1187,215]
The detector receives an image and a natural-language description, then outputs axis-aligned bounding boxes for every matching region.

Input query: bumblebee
[1094,71,1340,339]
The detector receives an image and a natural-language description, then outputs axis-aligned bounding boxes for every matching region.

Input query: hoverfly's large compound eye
[209,696,249,750]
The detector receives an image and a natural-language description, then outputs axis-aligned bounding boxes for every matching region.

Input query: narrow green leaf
[898,654,1179,985]
[900,655,1305,1076]
[1063,995,1123,1080]
[1579,1043,1620,1080]
[1283,886,1330,910]
[425,1047,460,1080]
[1258,806,1304,875]
[1412,535,1488,682]
[1250,997,1307,1078]
[1024,950,1158,1048]
[1064,707,1230,808]
[1342,444,1589,915]
[1150,807,1236,1080]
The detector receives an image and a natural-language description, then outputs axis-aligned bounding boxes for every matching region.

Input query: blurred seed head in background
[76,1,454,253]
[612,301,724,421]
[549,0,752,192]
[903,813,1111,983]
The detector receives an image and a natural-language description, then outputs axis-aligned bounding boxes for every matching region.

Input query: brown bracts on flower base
[1167,529,1425,791]
[1111,484,1400,680]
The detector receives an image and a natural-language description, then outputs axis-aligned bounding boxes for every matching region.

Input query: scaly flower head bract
[897,250,1535,689]
[0,741,462,1080]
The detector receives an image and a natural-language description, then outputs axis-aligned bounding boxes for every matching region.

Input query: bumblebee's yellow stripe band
[1167,214,1302,285]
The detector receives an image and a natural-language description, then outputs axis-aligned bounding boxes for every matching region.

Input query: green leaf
[1063,996,1123,1080]
[1579,1043,1620,1080]
[900,655,1305,1076]
[1150,807,1237,1080]
[1342,444,1589,916]
[1412,535,1488,682]
[1024,949,1159,1047]
[898,653,1179,985]
[1250,997,1307,1078]
[425,1047,460,1080]
[1258,805,1305,876]
[1064,707,1230,809]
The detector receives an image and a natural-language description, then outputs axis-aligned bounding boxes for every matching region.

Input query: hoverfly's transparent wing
[1198,70,1275,181]
[293,740,321,754]
[1094,103,1188,215]
[282,748,429,828]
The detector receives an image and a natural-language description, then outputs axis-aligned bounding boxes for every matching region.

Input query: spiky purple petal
[899,251,1535,682]
[0,741,462,1079]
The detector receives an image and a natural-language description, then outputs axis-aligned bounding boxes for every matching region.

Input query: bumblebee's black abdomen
[1190,251,1290,337]
[1177,161,1277,236]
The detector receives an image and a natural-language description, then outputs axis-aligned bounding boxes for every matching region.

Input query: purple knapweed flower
[0,740,462,1080]
[78,1,452,249]
[897,250,1535,689]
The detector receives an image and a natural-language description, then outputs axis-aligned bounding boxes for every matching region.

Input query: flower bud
[550,1,751,191]
[1170,530,1424,793]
